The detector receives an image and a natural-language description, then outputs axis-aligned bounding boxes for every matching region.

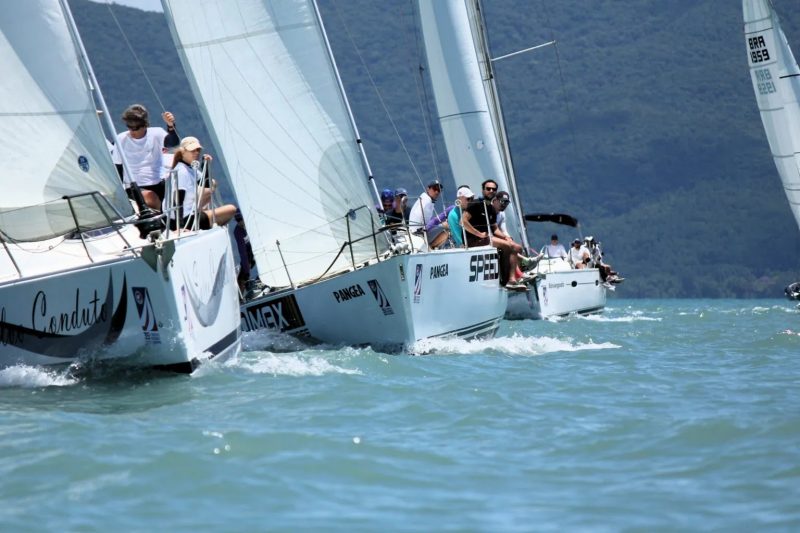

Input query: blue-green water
[1,299,798,531]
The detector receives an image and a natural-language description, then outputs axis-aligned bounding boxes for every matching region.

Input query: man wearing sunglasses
[112,104,179,210]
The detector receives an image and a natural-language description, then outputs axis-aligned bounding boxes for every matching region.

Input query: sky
[90,0,162,12]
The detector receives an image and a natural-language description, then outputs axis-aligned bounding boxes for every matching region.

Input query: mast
[468,0,532,250]
[60,0,119,152]
[311,0,383,209]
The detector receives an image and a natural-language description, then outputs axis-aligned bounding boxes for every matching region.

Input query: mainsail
[0,0,132,242]
[417,0,530,249]
[162,0,387,287]
[744,0,800,231]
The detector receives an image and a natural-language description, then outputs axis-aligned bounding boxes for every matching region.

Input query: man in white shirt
[408,179,443,236]
[544,234,568,260]
[568,238,591,268]
[112,104,179,210]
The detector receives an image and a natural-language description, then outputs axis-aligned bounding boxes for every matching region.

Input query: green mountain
[72,0,800,297]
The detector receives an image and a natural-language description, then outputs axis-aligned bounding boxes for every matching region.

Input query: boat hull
[0,226,241,372]
[505,268,606,320]
[241,247,507,349]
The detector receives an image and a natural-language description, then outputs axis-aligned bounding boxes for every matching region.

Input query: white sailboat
[0,0,241,372]
[161,0,507,348]
[743,0,800,300]
[416,0,607,319]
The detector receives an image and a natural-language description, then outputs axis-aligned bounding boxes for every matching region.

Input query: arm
[162,111,179,148]
[461,212,486,239]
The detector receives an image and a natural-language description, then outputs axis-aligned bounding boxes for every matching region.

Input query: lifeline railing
[0,191,138,279]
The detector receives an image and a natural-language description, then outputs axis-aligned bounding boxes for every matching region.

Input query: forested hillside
[73,0,800,297]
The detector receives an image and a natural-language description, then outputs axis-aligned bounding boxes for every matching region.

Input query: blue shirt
[447,205,465,246]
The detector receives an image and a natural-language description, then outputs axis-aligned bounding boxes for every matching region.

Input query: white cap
[456,186,474,199]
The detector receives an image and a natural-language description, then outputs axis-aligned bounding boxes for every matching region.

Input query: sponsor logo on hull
[133,286,161,345]
[241,293,306,333]
[333,284,365,303]
[413,264,423,303]
[367,279,394,315]
[0,274,127,358]
[469,253,499,282]
[430,264,449,279]
[181,252,229,327]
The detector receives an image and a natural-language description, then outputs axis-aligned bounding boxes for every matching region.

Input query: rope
[539,0,579,157]
[329,0,426,193]
[103,1,167,112]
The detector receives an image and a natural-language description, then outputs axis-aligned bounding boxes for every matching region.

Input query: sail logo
[77,155,90,172]
[753,68,777,95]
[367,279,394,316]
[241,294,306,333]
[430,263,449,279]
[333,284,365,303]
[132,287,161,345]
[748,35,771,64]
[413,264,423,303]
[469,253,499,282]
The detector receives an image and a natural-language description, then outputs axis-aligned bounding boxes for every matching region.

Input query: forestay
[0,0,132,242]
[417,0,529,248]
[162,0,387,287]
[744,0,800,231]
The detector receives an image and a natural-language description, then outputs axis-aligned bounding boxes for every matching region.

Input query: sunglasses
[484,186,497,192]
[126,123,145,131]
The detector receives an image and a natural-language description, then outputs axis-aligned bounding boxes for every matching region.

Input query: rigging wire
[407,0,442,186]
[539,0,579,158]
[329,0,427,193]
[103,1,167,113]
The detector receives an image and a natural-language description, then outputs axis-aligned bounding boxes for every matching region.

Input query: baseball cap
[394,187,408,197]
[456,186,475,199]
[180,136,202,151]
[380,188,394,201]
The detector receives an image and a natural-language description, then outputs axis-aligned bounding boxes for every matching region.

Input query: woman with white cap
[165,136,237,230]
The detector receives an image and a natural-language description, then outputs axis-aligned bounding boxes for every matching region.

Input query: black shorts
[140,180,166,202]
[170,211,211,231]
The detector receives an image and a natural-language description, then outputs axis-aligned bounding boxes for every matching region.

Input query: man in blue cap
[386,187,411,225]
[379,188,395,216]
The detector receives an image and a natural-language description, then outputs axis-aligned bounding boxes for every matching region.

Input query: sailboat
[743,0,800,301]
[0,0,241,372]
[416,0,607,319]
[161,0,508,348]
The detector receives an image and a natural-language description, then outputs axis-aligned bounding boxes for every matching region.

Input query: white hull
[241,247,507,349]
[0,225,241,372]
[506,260,606,320]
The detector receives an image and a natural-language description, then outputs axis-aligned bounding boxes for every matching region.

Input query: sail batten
[163,0,386,287]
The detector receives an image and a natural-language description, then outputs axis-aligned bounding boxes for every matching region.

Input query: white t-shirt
[113,127,168,186]
[408,193,435,231]
[569,245,590,265]
[545,243,567,259]
[163,162,198,221]
[496,211,508,235]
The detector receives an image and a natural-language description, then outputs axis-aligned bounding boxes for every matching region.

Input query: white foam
[410,333,619,356]
[0,365,78,388]
[226,352,362,377]
[579,313,662,323]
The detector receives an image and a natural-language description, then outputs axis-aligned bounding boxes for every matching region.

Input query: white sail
[162,0,387,287]
[0,0,132,242]
[417,0,529,248]
[744,0,800,231]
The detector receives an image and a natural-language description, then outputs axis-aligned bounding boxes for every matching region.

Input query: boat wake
[578,312,662,323]
[410,333,619,356]
[221,351,363,377]
[0,365,78,388]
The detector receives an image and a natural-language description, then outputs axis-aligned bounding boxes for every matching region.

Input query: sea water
[1,299,798,531]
